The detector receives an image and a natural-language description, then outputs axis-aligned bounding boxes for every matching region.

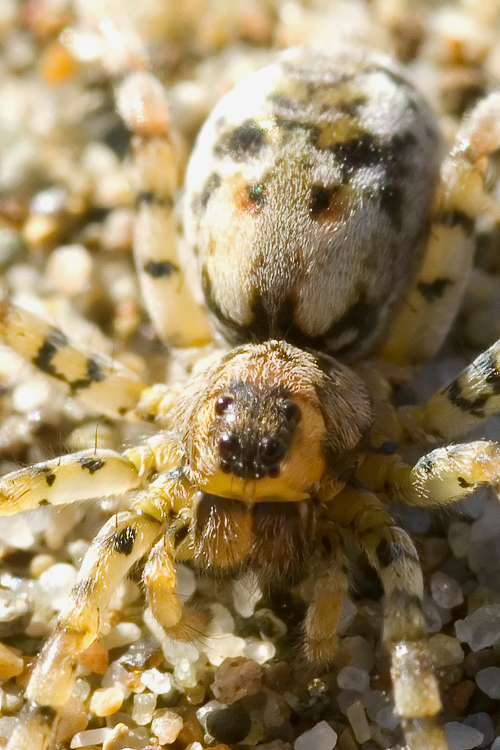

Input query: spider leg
[0,299,148,420]
[302,526,349,663]
[328,486,447,750]
[411,340,500,439]
[0,449,144,515]
[0,421,188,516]
[144,533,208,642]
[76,0,211,346]
[0,297,203,427]
[7,509,162,750]
[358,440,500,508]
[382,92,500,366]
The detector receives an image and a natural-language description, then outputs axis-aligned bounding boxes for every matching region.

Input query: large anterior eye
[281,401,301,423]
[215,396,234,415]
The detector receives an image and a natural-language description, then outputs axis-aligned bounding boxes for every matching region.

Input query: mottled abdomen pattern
[183,46,441,360]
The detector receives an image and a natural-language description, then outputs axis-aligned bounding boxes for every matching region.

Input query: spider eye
[282,401,301,423]
[219,433,240,461]
[215,396,234,414]
[259,436,285,464]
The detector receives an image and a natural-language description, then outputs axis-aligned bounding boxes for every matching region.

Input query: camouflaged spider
[3,21,500,750]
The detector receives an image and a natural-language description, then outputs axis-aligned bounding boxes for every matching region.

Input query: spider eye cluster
[212,388,302,479]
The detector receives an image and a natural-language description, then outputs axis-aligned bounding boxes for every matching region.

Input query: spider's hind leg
[77,0,211,347]
[329,486,447,750]
[382,92,500,366]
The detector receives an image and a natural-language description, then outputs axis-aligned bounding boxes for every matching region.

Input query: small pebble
[37,563,77,611]
[101,208,135,252]
[46,244,92,296]
[101,621,141,651]
[78,641,109,675]
[70,727,113,748]
[455,605,500,650]
[174,658,197,688]
[132,692,157,725]
[375,705,398,731]
[428,634,464,668]
[444,722,483,750]
[30,553,56,578]
[463,714,494,748]
[443,680,475,714]
[294,721,337,750]
[140,667,174,695]
[151,709,184,745]
[89,686,124,717]
[206,704,252,745]
[431,572,464,609]
[0,641,23,678]
[337,666,370,693]
[243,639,276,664]
[346,701,370,744]
[475,666,500,698]
[0,588,32,636]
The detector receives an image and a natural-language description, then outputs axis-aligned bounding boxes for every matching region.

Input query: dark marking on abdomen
[203,268,379,361]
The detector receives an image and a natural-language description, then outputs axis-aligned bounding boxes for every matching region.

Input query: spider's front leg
[329,486,447,750]
[7,509,163,750]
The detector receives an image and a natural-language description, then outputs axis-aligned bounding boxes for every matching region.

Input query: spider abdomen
[183,46,442,360]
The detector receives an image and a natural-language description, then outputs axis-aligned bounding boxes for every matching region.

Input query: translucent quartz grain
[337,666,370,692]
[464,713,494,747]
[428,634,464,668]
[294,721,337,750]
[476,666,500,698]
[101,622,141,650]
[38,563,77,611]
[444,722,483,750]
[140,668,175,695]
[70,728,113,748]
[132,692,157,725]
[455,605,500,650]
[430,572,464,609]
[346,701,371,744]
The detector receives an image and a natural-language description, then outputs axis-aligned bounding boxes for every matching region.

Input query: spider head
[180,340,372,503]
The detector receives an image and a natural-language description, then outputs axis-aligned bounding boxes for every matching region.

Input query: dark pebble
[206,704,252,744]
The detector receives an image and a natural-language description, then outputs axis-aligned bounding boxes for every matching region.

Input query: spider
[2,6,500,750]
